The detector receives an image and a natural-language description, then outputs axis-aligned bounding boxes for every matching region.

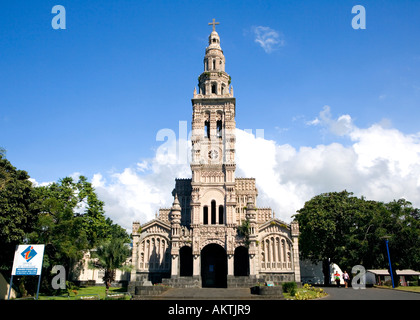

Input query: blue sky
[1,1,420,229]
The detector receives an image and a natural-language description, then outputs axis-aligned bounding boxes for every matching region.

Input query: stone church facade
[130,22,301,288]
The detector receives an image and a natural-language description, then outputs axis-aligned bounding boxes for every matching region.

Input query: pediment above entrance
[258,219,290,236]
[141,219,171,237]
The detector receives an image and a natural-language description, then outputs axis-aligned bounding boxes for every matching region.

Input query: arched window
[203,206,208,225]
[213,59,216,70]
[218,205,224,224]
[204,120,210,139]
[282,239,286,262]
[211,200,216,224]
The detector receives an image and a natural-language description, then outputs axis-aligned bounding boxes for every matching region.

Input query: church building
[130,21,301,288]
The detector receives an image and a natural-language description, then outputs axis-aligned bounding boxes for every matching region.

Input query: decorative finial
[208,18,220,32]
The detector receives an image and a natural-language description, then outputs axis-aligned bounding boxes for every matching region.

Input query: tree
[27,175,112,293]
[75,176,109,247]
[0,157,130,295]
[293,191,420,285]
[382,199,420,271]
[28,184,89,289]
[0,155,39,271]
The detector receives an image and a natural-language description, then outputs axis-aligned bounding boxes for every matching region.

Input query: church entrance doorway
[201,244,227,288]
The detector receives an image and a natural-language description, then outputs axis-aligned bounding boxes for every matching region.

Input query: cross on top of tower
[208,18,219,32]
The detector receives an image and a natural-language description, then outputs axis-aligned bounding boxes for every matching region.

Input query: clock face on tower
[208,149,219,160]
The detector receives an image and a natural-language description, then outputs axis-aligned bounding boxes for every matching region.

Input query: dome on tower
[207,31,221,50]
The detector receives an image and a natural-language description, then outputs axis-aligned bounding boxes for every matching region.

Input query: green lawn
[374,285,420,293]
[394,286,420,293]
[38,286,130,300]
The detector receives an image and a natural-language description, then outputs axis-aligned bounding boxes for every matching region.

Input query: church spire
[194,19,233,98]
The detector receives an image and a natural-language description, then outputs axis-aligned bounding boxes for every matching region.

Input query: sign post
[385,239,395,288]
[8,244,45,300]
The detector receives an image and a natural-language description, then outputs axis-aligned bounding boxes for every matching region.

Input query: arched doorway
[234,246,249,276]
[179,246,193,276]
[201,243,227,288]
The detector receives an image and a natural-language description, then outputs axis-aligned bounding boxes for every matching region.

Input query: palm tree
[91,238,131,293]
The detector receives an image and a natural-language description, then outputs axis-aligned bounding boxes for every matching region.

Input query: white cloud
[29,178,54,187]
[252,26,285,53]
[307,105,353,136]
[236,108,420,222]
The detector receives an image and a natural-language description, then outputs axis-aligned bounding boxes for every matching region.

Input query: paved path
[134,286,420,300]
[321,286,420,300]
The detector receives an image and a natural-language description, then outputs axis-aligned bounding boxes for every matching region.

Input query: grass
[395,286,420,293]
[376,285,420,293]
[38,286,131,300]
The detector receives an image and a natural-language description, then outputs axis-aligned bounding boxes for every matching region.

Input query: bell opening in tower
[205,120,210,139]
[203,206,208,225]
[211,83,217,94]
[216,120,222,138]
[211,200,217,224]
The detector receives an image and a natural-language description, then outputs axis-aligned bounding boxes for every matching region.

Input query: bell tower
[190,20,237,228]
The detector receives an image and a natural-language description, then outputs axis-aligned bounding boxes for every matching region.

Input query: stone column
[130,222,140,282]
[193,254,200,277]
[291,221,301,283]
[249,251,256,276]
[171,253,179,277]
[170,194,181,278]
[227,253,234,276]
[246,197,258,276]
[192,234,201,277]
[248,247,257,276]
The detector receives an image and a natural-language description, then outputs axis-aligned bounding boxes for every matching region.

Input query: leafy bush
[282,281,297,293]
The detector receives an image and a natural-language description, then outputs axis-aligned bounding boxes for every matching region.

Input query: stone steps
[132,287,284,300]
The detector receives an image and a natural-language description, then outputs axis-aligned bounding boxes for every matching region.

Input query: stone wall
[128,282,170,296]
[227,276,261,288]
[133,271,171,285]
[162,276,201,288]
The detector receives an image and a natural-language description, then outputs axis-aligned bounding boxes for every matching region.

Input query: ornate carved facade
[131,21,300,287]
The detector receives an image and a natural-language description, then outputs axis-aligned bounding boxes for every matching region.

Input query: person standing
[343,271,350,288]
[334,271,341,287]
